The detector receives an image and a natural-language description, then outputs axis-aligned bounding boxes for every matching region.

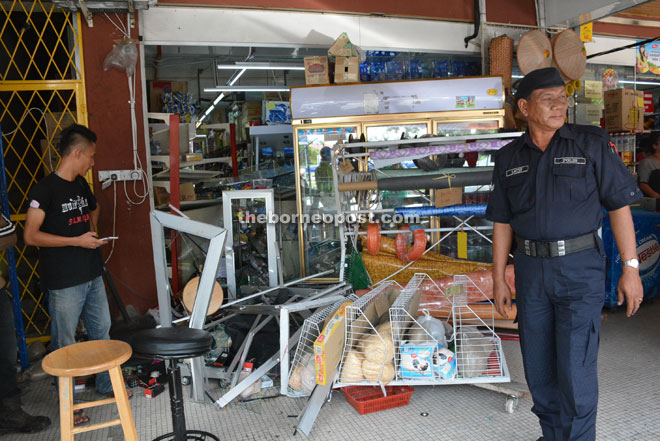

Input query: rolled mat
[362,252,491,285]
[338,170,493,192]
[395,204,487,217]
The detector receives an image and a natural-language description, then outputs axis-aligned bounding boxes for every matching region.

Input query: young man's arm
[90,205,100,232]
[24,207,105,249]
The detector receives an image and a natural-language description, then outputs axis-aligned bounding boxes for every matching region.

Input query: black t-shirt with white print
[28,173,103,290]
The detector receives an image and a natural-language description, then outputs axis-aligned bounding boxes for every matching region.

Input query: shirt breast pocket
[504,173,533,214]
[552,164,591,201]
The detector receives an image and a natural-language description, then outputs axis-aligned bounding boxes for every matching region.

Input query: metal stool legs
[153,360,219,441]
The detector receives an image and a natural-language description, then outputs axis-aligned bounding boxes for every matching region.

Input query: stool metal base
[153,430,220,441]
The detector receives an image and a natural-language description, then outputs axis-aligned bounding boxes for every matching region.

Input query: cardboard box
[152,182,196,204]
[45,111,76,138]
[184,153,203,163]
[153,186,170,206]
[434,187,463,208]
[304,56,330,85]
[179,182,196,201]
[262,101,291,124]
[328,32,358,58]
[604,88,644,132]
[334,57,360,84]
[242,101,262,122]
[39,139,59,175]
[314,300,352,385]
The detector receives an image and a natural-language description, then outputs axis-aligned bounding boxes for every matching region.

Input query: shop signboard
[602,210,660,308]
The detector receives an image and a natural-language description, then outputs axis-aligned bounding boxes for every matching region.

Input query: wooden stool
[42,340,137,441]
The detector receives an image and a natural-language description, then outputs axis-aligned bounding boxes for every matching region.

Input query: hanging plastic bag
[103,38,138,76]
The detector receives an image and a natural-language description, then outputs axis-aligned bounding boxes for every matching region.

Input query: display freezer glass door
[434,119,499,137]
[296,126,358,277]
[365,123,428,142]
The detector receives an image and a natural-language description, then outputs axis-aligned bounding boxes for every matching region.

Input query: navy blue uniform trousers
[515,247,605,441]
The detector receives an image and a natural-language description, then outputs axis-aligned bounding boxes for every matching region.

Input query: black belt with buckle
[516,233,597,258]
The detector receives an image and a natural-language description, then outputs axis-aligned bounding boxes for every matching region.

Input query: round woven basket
[489,34,514,89]
[517,30,552,75]
[551,29,586,81]
[182,276,224,315]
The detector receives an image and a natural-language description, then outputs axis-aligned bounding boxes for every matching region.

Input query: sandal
[73,410,89,426]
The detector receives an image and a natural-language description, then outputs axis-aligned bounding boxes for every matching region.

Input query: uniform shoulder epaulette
[574,124,608,139]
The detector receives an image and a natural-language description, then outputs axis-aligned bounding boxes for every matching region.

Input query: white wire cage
[335,281,400,387]
[379,273,509,386]
[287,293,358,397]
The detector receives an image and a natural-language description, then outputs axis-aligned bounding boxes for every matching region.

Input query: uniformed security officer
[486,67,644,441]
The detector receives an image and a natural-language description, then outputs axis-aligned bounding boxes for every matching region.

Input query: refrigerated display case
[291,77,505,279]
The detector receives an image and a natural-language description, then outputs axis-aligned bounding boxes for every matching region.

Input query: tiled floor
[8,299,660,441]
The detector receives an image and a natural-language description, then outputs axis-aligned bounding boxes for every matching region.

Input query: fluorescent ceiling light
[203,105,215,116]
[217,62,305,71]
[204,86,290,92]
[619,80,660,86]
[228,69,246,86]
[213,93,226,105]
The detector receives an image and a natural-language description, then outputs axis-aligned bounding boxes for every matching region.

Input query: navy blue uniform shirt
[486,124,642,241]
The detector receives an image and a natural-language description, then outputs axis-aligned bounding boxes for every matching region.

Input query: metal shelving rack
[331,132,523,284]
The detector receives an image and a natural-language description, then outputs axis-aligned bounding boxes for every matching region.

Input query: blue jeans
[48,276,113,394]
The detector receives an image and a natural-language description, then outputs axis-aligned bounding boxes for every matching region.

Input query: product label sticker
[456,96,476,108]
[554,157,586,165]
[363,92,379,114]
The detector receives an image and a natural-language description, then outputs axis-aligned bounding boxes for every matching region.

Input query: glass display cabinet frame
[291,77,506,281]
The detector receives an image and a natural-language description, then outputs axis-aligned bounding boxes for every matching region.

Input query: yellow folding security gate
[0,0,88,366]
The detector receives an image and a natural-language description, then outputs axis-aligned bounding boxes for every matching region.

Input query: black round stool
[131,327,219,441]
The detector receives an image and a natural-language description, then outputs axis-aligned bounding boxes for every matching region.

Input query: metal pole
[0,124,28,368]
[230,123,238,178]
[345,226,493,235]
[220,269,333,310]
[169,114,181,294]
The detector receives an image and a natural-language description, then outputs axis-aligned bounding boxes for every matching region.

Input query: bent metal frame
[150,210,228,402]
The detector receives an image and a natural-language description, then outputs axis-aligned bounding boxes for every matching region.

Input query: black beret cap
[514,67,565,101]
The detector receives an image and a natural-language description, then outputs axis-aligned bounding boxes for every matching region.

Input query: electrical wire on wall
[103,12,149,206]
[99,13,151,263]
[105,180,118,264]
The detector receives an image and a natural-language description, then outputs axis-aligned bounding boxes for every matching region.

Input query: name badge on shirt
[505,165,529,177]
[554,157,586,165]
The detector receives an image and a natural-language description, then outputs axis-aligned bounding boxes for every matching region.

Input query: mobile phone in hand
[101,236,119,241]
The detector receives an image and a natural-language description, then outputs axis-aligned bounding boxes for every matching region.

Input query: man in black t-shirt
[24,125,120,425]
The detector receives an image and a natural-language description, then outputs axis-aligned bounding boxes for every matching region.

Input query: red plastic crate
[342,386,414,415]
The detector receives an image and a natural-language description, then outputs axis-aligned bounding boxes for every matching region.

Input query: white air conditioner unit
[53,0,157,13]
